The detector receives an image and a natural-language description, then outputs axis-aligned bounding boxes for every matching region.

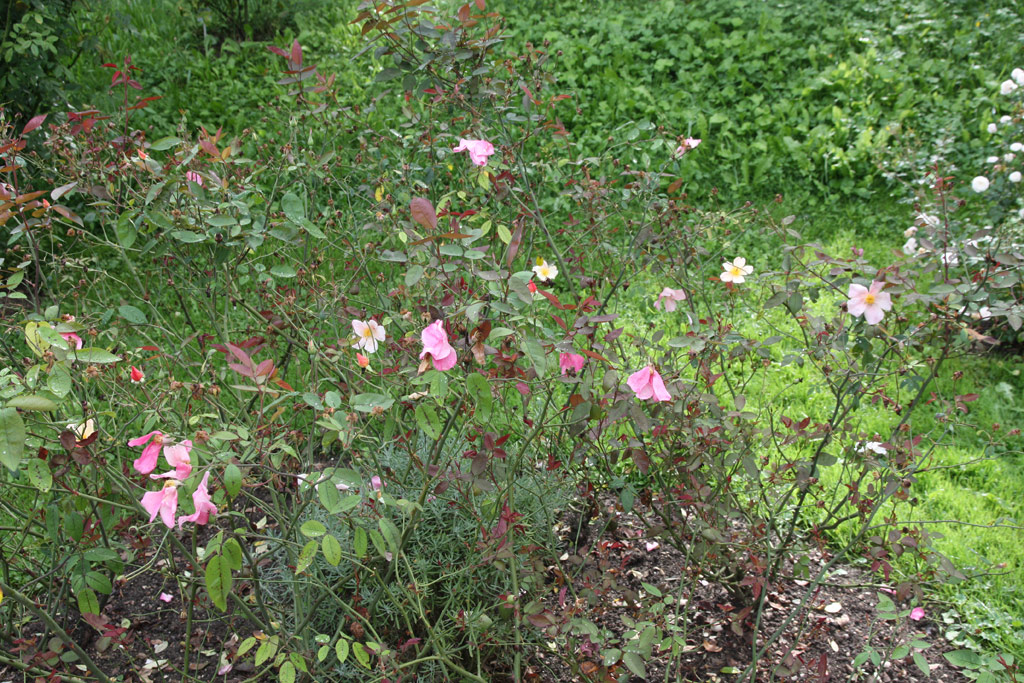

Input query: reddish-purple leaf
[254,359,275,377]
[290,40,302,67]
[21,114,47,136]
[267,45,288,58]
[409,197,437,230]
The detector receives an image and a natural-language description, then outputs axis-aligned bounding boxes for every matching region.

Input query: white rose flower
[904,226,918,238]
[1010,171,1022,183]
[988,123,998,134]
[1001,115,1013,124]
[987,156,1000,164]
[1014,67,1024,86]
[1001,79,1019,95]
[1012,142,1023,152]
[902,237,918,255]
[971,176,990,192]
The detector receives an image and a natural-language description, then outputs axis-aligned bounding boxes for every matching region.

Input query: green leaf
[70,348,120,364]
[270,265,296,278]
[278,661,296,683]
[281,192,304,221]
[170,230,205,243]
[912,651,931,677]
[943,649,983,669]
[6,395,58,412]
[350,393,394,413]
[466,373,492,423]
[224,464,242,499]
[255,635,279,667]
[318,477,341,513]
[301,520,327,538]
[237,637,257,657]
[522,337,547,378]
[622,652,646,678]
[116,215,137,248]
[378,518,400,556]
[77,588,100,615]
[47,365,71,397]
[353,527,368,558]
[369,528,387,558]
[223,538,243,571]
[602,648,622,667]
[149,136,183,151]
[295,540,318,574]
[414,403,441,440]
[405,265,424,287]
[118,305,147,325]
[85,571,112,594]
[0,408,26,470]
[205,555,232,612]
[322,534,342,566]
[352,641,370,668]
[335,638,349,664]
[25,458,51,492]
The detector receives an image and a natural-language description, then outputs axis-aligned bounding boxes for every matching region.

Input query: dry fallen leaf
[703,640,723,652]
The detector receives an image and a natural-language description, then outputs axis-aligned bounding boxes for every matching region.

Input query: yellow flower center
[362,327,373,338]
[730,267,742,277]
[864,293,876,305]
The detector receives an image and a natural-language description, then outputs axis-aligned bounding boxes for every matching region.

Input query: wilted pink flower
[129,430,165,475]
[151,440,193,481]
[452,138,495,166]
[847,281,892,325]
[141,480,179,528]
[60,332,84,350]
[185,171,203,186]
[909,607,925,621]
[654,287,687,312]
[645,541,660,552]
[356,352,370,369]
[674,138,701,157]
[159,592,174,603]
[627,366,671,402]
[178,471,217,528]
[130,365,145,383]
[559,352,586,376]
[527,280,538,293]
[419,320,457,371]
[371,475,384,491]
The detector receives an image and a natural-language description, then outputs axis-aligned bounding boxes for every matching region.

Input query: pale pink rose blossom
[159,592,174,603]
[419,320,457,371]
[720,257,753,284]
[847,281,892,325]
[60,332,84,350]
[150,440,193,481]
[627,366,672,402]
[909,607,925,621]
[351,319,386,354]
[674,138,701,157]
[129,430,165,475]
[654,287,687,311]
[559,352,586,376]
[178,471,218,528]
[452,138,495,166]
[141,480,179,528]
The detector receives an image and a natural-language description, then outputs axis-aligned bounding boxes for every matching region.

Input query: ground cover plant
[1,0,1022,681]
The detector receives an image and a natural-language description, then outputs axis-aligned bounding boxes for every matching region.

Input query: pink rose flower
[150,440,193,481]
[60,332,84,350]
[627,365,671,402]
[654,287,687,312]
[674,138,701,157]
[452,138,495,166]
[141,480,179,528]
[178,471,218,528]
[559,352,586,376]
[909,607,925,621]
[129,430,165,475]
[847,281,892,325]
[419,320,457,371]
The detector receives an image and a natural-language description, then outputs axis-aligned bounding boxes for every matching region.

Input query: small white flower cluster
[999,67,1024,96]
